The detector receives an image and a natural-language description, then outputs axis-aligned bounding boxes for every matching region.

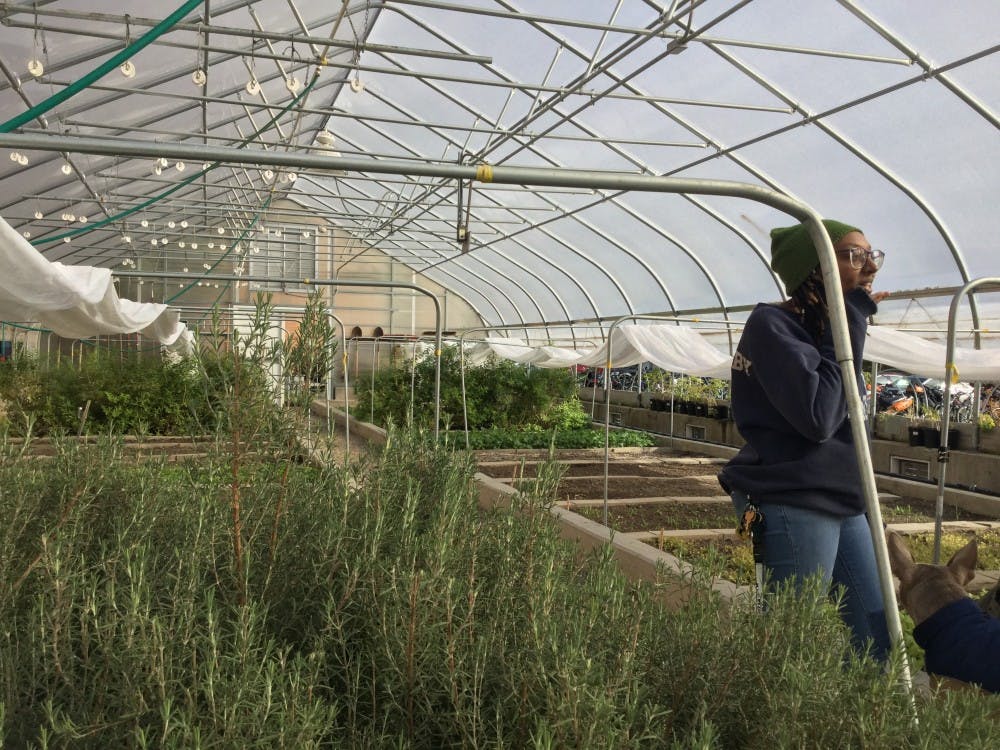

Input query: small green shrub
[356,348,582,431]
[0,429,998,746]
[451,426,655,450]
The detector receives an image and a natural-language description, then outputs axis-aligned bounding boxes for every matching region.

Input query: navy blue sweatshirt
[913,597,1000,693]
[718,287,877,517]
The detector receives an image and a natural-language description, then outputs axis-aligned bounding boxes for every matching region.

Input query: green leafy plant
[280,290,337,407]
[1,429,998,746]
[357,348,580,432]
[452,426,655,450]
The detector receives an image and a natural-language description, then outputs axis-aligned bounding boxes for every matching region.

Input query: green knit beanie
[770,219,862,295]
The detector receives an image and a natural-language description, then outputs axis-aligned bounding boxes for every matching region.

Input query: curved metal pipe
[933,277,1000,563]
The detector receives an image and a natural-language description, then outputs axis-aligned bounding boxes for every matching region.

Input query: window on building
[249,225,315,291]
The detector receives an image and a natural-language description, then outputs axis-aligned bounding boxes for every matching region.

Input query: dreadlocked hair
[789,267,829,345]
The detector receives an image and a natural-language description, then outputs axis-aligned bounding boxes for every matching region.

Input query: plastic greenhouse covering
[0,1,996,355]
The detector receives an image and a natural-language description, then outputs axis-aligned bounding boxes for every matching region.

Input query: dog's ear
[945,538,978,588]
[887,531,915,585]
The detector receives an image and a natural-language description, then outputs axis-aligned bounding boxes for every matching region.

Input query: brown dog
[886,531,1000,694]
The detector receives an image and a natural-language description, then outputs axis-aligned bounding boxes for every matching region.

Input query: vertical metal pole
[371,338,377,425]
[934,277,1000,563]
[869,361,879,436]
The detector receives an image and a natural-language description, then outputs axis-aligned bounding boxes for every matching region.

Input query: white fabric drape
[865,326,1000,382]
[465,325,732,378]
[462,324,1000,382]
[0,217,193,354]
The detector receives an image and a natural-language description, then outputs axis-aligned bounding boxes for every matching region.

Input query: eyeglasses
[836,246,885,270]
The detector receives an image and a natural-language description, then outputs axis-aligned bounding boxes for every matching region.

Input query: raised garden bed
[573,495,999,534]
[477,459,724,480]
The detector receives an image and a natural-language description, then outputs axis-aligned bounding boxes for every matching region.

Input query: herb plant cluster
[357,348,654,448]
[1,429,997,746]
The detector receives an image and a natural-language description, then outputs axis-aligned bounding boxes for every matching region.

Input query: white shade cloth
[0,217,192,354]
[463,323,1000,383]
[865,326,1000,382]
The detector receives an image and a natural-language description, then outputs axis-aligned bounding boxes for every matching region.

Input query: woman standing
[718,219,891,661]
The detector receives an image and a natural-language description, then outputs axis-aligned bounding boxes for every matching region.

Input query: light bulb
[140,219,148,227]
[61,163,72,175]
[262,169,273,181]
[246,78,260,96]
[153,165,162,175]
[285,75,301,93]
[122,259,129,266]
[180,220,188,228]
[208,242,214,248]
[158,157,168,168]
[182,267,188,273]
[66,213,75,222]
[160,237,169,245]
[214,283,219,288]
[192,69,206,86]
[287,172,297,182]
[138,279,144,285]
[274,229,282,237]
[217,227,225,235]
[219,244,227,251]
[16,154,28,165]
[203,263,211,270]
[78,216,87,223]
[202,163,211,172]
[22,231,31,238]
[27,59,44,77]
[302,231,310,239]
[63,237,70,243]
[151,238,158,246]
[34,211,43,219]
[9,152,18,162]
[167,221,175,228]
[315,130,335,146]
[123,235,131,243]
[190,243,197,249]
[178,241,185,248]
[120,60,136,78]
[175,161,185,172]
[253,247,260,253]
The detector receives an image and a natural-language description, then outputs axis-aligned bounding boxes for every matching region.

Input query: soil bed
[478,460,722,480]
[651,530,1000,588]
[574,495,998,533]
[518,475,723,501]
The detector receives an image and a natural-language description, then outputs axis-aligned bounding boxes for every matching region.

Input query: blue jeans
[731,490,891,662]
